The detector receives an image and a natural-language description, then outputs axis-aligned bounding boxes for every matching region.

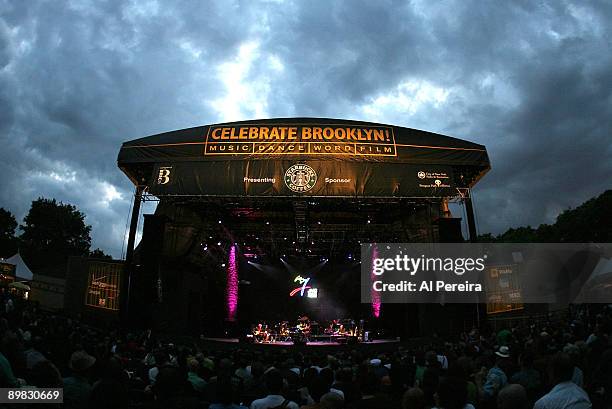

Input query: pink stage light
[370,244,381,318]
[226,245,238,321]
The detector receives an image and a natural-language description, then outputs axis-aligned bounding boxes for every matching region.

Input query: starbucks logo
[284,164,317,193]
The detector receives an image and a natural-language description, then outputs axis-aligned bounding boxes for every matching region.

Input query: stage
[116,118,490,336]
[197,336,402,353]
[202,337,399,347]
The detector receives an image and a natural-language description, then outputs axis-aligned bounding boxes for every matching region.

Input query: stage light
[217,241,222,246]
[218,220,222,224]
[221,263,226,267]
[367,219,371,224]
[370,244,381,318]
[203,246,208,251]
[317,221,321,225]
[226,245,238,322]
[266,221,270,225]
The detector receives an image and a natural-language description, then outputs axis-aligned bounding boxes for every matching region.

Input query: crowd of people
[0,289,611,409]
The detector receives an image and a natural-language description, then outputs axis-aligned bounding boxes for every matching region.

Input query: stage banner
[84,261,122,311]
[204,123,397,158]
[361,243,612,305]
[148,161,456,198]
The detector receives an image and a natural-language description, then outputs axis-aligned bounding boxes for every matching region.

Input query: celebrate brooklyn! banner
[118,118,490,198]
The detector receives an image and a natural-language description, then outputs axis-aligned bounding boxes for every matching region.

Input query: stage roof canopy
[118,118,490,198]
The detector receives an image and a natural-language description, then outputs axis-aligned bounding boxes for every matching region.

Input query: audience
[0,292,610,408]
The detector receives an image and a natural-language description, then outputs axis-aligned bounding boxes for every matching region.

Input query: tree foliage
[89,248,113,260]
[20,198,92,273]
[479,189,612,243]
[0,208,18,258]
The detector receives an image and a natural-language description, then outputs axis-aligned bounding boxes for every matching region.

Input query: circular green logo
[284,164,317,193]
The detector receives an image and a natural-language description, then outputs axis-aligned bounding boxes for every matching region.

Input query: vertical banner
[85,261,122,311]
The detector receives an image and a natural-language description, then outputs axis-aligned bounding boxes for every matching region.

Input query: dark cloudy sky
[1,1,611,257]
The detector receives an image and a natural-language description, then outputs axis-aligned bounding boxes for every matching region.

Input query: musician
[253,323,270,343]
[296,316,311,342]
[279,321,289,337]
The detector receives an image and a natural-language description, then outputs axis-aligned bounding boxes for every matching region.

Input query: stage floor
[202,337,399,346]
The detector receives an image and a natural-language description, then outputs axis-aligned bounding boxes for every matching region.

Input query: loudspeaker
[129,214,166,327]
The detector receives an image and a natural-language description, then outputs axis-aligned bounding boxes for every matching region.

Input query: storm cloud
[1,0,611,256]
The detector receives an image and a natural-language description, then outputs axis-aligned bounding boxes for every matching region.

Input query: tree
[90,248,113,260]
[0,208,18,258]
[486,189,612,243]
[20,198,92,274]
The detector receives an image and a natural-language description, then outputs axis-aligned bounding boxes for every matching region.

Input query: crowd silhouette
[0,290,609,409]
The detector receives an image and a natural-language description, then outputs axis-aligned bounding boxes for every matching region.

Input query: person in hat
[480,346,511,401]
[63,350,96,409]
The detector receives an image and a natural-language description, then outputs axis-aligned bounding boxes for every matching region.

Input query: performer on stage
[297,315,311,341]
[249,317,366,344]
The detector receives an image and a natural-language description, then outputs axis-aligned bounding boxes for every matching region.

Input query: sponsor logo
[157,167,172,185]
[284,164,317,193]
[417,170,451,189]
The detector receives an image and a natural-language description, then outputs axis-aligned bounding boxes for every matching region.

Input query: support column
[121,185,144,325]
[464,191,478,242]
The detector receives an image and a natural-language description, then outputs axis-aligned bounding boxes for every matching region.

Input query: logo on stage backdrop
[417,170,451,189]
[284,164,317,193]
[290,275,318,298]
[156,166,173,185]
